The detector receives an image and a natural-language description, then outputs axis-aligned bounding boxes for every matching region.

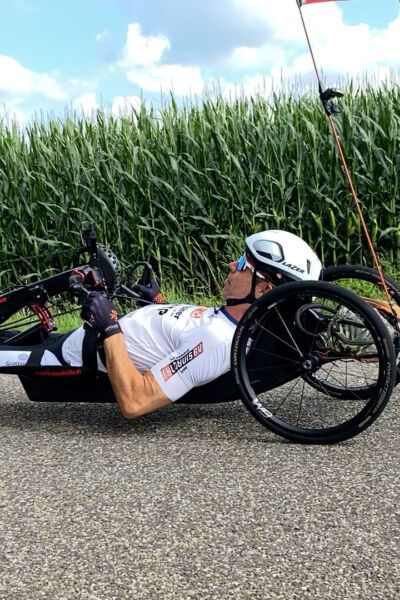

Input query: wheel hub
[301,355,320,373]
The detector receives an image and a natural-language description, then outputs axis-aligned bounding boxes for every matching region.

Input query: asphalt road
[0,374,399,600]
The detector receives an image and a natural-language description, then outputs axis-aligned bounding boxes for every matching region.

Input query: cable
[296,1,397,317]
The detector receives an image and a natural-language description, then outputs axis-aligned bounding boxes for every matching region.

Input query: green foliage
[0,82,399,295]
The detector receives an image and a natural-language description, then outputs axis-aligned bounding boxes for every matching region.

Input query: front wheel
[232,281,396,444]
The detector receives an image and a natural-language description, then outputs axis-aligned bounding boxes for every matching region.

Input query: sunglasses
[237,253,266,280]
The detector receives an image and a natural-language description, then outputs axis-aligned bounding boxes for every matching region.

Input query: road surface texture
[1,373,399,600]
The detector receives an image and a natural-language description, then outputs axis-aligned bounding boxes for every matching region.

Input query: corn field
[0,83,399,295]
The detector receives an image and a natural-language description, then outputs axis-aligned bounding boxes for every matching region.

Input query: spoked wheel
[232,281,396,444]
[321,265,400,386]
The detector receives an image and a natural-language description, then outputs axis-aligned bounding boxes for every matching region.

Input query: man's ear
[255,281,273,298]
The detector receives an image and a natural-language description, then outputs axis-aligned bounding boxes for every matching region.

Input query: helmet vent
[253,240,284,262]
[307,259,311,274]
[258,251,274,260]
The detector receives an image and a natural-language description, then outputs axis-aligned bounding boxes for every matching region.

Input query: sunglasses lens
[237,254,247,271]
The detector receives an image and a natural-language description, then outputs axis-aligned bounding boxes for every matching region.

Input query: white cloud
[284,13,400,79]
[111,95,142,115]
[126,64,204,95]
[72,92,99,115]
[2,3,399,123]
[230,44,286,72]
[229,2,400,88]
[123,23,170,67]
[120,23,205,95]
[222,74,274,100]
[222,1,345,82]
[233,0,307,43]
[0,102,26,127]
[0,55,67,100]
[68,77,98,92]
[72,94,144,119]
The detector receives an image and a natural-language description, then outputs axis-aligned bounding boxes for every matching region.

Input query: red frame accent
[29,302,57,333]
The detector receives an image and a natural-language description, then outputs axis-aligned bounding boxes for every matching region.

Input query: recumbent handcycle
[0,225,399,445]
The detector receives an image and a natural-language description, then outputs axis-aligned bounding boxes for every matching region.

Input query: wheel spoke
[233,279,394,443]
[274,306,303,356]
[312,370,367,401]
[250,345,300,366]
[248,363,300,372]
[255,319,302,356]
[249,368,302,390]
[271,377,302,414]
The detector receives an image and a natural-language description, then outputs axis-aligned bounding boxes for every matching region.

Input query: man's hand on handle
[132,272,166,307]
[81,292,122,339]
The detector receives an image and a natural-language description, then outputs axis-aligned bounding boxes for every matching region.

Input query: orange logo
[190,307,206,319]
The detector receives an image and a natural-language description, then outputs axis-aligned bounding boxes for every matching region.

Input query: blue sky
[1,0,399,124]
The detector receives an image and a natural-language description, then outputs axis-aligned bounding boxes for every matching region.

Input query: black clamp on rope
[319,86,344,117]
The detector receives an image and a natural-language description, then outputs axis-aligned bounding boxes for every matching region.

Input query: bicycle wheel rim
[232,281,396,444]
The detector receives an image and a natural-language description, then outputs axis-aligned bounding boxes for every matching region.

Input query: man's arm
[80,291,171,419]
[104,333,172,419]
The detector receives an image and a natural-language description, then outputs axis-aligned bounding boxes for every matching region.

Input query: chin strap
[225,271,290,306]
[226,271,257,307]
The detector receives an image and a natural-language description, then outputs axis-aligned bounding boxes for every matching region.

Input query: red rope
[296,2,395,310]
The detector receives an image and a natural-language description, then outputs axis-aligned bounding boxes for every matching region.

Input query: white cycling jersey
[59,304,238,401]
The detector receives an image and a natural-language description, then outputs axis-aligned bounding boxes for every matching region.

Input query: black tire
[232,281,396,444]
[321,265,400,306]
[321,264,400,389]
[97,244,122,294]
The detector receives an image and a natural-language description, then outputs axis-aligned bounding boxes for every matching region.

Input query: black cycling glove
[81,292,122,339]
[132,273,166,307]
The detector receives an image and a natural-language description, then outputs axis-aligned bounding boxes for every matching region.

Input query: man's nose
[229,260,239,273]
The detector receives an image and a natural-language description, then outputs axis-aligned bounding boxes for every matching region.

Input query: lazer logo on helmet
[282,262,305,274]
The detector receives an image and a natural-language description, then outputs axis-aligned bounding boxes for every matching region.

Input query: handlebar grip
[69,275,90,304]
[141,264,153,287]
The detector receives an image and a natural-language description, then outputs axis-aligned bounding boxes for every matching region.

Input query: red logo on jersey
[190,307,206,319]
[161,342,203,381]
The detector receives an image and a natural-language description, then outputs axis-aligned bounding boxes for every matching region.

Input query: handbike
[0,225,397,444]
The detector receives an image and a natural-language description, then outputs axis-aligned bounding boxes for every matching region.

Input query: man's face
[221,260,258,301]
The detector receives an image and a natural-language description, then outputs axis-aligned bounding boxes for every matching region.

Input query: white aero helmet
[245,230,322,283]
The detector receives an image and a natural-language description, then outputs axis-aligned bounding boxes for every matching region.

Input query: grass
[0,80,399,296]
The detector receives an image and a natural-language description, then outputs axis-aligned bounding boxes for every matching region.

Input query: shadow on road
[0,397,291,445]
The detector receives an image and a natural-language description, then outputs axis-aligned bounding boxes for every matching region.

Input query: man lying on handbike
[5,231,323,418]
